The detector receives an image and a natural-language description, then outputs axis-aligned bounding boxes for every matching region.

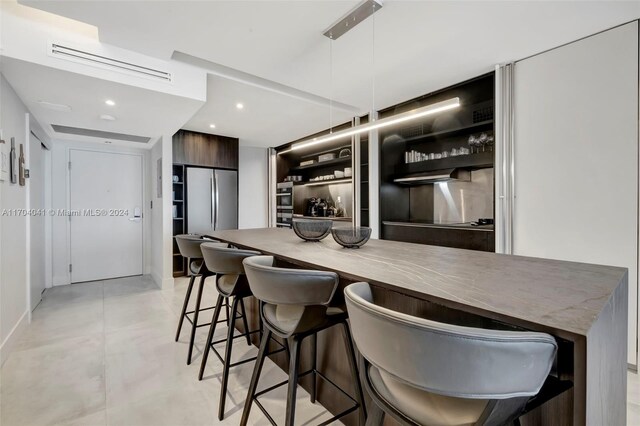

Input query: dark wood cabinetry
[172,129,239,276]
[274,122,356,226]
[172,129,238,169]
[378,73,495,251]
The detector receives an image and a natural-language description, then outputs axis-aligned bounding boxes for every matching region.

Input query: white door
[29,133,45,309]
[69,149,143,283]
[512,22,638,365]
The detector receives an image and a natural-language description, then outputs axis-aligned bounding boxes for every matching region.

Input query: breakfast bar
[207,227,628,426]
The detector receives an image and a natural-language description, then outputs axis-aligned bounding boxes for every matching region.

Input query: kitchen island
[207,227,628,426]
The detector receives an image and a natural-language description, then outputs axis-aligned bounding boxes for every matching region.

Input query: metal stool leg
[218,296,240,420]
[187,274,206,365]
[342,321,367,425]
[310,332,317,403]
[175,274,196,341]
[285,336,302,426]
[198,293,225,380]
[240,329,272,426]
[239,297,251,346]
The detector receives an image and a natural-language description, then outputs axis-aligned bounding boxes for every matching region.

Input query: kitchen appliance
[317,199,328,217]
[305,197,319,217]
[276,181,294,228]
[186,167,238,234]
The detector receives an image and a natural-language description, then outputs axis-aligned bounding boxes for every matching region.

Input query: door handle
[210,172,216,230]
[213,173,219,230]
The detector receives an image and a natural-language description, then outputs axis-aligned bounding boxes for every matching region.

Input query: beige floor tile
[58,409,107,426]
[0,333,105,426]
[14,299,104,351]
[41,281,104,307]
[103,275,158,299]
[103,292,173,333]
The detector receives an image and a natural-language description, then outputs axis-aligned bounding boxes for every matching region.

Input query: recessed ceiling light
[236,103,244,110]
[209,124,216,129]
[37,100,72,112]
[105,99,116,106]
[100,114,116,121]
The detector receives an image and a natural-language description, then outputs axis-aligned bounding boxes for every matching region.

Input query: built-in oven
[276,181,294,228]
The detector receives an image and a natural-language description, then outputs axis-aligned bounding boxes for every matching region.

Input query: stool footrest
[252,368,360,425]
[208,329,286,366]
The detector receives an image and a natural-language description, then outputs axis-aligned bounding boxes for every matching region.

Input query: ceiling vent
[50,43,172,82]
[51,125,151,143]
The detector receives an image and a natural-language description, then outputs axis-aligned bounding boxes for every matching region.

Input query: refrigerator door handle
[214,172,219,230]
[211,173,216,230]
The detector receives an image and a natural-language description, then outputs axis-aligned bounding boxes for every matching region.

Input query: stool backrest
[201,244,261,275]
[344,282,557,400]
[243,256,338,306]
[175,234,208,259]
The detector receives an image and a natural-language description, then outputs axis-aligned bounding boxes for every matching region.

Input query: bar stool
[344,282,559,426]
[197,243,264,420]
[174,234,228,365]
[240,256,366,426]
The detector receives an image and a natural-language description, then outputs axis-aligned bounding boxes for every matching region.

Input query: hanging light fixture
[292,97,460,151]
[289,0,460,153]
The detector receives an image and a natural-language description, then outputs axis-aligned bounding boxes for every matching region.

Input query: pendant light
[289,0,460,152]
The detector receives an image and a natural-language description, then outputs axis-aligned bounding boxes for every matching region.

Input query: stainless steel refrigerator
[186,167,238,234]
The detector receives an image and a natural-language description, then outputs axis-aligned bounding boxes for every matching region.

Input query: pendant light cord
[329,38,334,133]
[371,2,376,119]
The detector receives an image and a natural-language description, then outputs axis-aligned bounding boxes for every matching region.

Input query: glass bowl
[331,226,372,248]
[292,219,332,242]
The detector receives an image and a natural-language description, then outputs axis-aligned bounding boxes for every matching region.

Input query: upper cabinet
[172,129,239,169]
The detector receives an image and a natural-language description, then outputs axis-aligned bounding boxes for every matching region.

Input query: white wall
[512,22,639,366]
[50,139,150,286]
[238,146,268,229]
[0,73,30,364]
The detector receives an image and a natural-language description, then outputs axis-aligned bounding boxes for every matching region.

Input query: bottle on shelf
[336,196,346,217]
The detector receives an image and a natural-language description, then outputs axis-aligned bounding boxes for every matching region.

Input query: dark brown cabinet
[172,129,238,277]
[172,129,238,169]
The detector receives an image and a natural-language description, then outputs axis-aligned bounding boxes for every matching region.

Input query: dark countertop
[294,215,352,222]
[383,220,494,231]
[206,228,626,339]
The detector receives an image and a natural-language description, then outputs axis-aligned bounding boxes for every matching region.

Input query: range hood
[393,168,470,185]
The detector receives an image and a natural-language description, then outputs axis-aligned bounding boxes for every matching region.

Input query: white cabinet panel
[513,22,638,365]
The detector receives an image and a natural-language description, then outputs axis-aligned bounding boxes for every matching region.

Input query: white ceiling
[183,74,355,147]
[16,1,640,147]
[0,56,204,146]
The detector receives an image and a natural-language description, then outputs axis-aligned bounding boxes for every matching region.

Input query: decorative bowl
[331,226,372,248]
[292,219,332,242]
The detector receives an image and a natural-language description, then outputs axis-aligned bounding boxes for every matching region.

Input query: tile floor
[0,276,333,426]
[0,275,639,425]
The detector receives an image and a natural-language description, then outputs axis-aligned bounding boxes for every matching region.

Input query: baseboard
[0,310,29,366]
[151,270,174,291]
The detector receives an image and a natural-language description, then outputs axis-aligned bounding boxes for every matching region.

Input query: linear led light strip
[290,97,460,152]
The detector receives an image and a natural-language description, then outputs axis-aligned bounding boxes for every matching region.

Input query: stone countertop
[207,227,627,339]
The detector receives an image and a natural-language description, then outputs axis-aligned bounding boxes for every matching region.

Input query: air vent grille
[51,125,151,143]
[50,43,172,82]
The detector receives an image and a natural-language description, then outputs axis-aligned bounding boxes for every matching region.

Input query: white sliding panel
[513,22,638,365]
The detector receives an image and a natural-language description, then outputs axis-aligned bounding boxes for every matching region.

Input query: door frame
[26,113,51,319]
[66,147,146,284]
